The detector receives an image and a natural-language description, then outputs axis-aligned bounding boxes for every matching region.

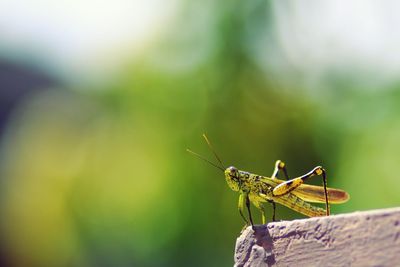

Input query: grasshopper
[187,134,350,228]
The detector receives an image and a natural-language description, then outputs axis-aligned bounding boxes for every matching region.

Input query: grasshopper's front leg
[238,193,249,226]
[245,194,255,228]
[238,192,255,230]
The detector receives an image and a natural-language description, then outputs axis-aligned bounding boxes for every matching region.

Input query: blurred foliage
[1,1,400,267]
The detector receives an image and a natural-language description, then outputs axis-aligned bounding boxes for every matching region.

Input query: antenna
[186,149,224,172]
[202,133,225,170]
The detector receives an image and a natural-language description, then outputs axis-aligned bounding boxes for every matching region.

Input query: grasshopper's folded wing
[292,183,350,204]
[261,177,349,204]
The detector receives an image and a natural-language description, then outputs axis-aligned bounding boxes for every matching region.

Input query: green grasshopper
[187,134,350,228]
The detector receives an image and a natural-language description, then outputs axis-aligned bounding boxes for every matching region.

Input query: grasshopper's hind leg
[271,160,290,180]
[272,166,330,216]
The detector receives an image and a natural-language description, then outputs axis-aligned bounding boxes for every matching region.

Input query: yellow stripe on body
[273,193,326,217]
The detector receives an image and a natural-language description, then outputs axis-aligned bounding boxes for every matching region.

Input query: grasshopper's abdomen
[273,193,326,217]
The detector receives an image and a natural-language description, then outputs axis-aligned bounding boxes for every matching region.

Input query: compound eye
[228,166,237,174]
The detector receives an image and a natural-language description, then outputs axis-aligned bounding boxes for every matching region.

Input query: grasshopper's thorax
[224,166,250,192]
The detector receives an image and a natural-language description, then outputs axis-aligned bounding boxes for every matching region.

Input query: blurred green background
[1,1,400,266]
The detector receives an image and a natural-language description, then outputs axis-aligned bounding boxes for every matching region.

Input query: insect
[187,134,350,228]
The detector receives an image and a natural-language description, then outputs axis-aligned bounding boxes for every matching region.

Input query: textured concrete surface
[234,207,400,267]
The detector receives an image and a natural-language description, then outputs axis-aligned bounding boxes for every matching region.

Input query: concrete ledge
[234,207,400,267]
